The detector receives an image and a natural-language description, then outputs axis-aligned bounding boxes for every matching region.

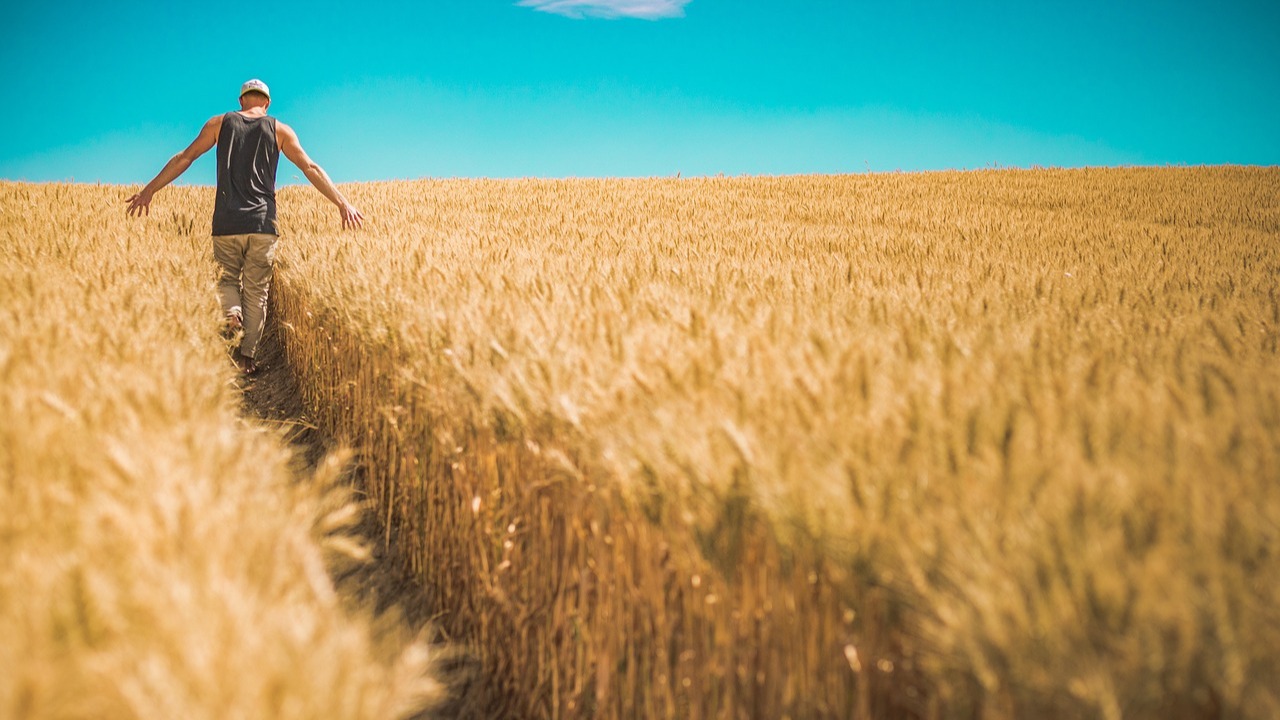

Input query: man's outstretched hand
[124,190,154,217]
[340,202,364,230]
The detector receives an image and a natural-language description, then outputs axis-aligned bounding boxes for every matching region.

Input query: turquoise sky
[2,0,1276,183]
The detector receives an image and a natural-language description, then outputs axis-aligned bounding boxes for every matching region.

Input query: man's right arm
[125,115,221,217]
[277,121,364,230]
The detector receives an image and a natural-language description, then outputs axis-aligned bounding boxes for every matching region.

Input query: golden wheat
[8,166,1275,719]
[267,167,1279,719]
[0,182,442,719]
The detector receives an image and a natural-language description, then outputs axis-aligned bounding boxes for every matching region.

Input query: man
[125,78,362,374]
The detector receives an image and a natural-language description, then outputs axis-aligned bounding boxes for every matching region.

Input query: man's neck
[238,106,268,117]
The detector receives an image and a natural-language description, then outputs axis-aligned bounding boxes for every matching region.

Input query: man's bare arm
[277,121,363,230]
[125,115,221,217]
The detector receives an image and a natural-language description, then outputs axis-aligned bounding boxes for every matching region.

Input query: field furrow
[0,183,442,720]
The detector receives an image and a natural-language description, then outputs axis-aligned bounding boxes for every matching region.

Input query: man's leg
[238,233,279,359]
[211,234,248,324]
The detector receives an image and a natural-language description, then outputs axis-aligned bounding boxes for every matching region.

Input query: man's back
[212,111,280,236]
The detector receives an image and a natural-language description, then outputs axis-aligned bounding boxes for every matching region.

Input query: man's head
[239,79,271,110]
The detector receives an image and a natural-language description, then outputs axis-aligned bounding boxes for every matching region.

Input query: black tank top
[212,112,279,236]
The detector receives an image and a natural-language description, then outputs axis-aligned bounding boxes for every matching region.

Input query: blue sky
[1,0,1276,183]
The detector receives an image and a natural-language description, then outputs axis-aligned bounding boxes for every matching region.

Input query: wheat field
[269,167,1279,719]
[0,182,442,719]
[3,168,1278,719]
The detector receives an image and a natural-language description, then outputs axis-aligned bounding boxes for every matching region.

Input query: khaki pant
[212,233,278,359]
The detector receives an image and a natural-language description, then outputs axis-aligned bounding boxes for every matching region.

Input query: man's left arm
[125,115,221,217]
[277,121,364,229]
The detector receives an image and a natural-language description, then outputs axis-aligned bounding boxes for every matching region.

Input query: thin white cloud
[517,0,691,20]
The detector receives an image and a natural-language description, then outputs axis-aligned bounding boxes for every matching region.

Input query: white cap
[239,78,270,99]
